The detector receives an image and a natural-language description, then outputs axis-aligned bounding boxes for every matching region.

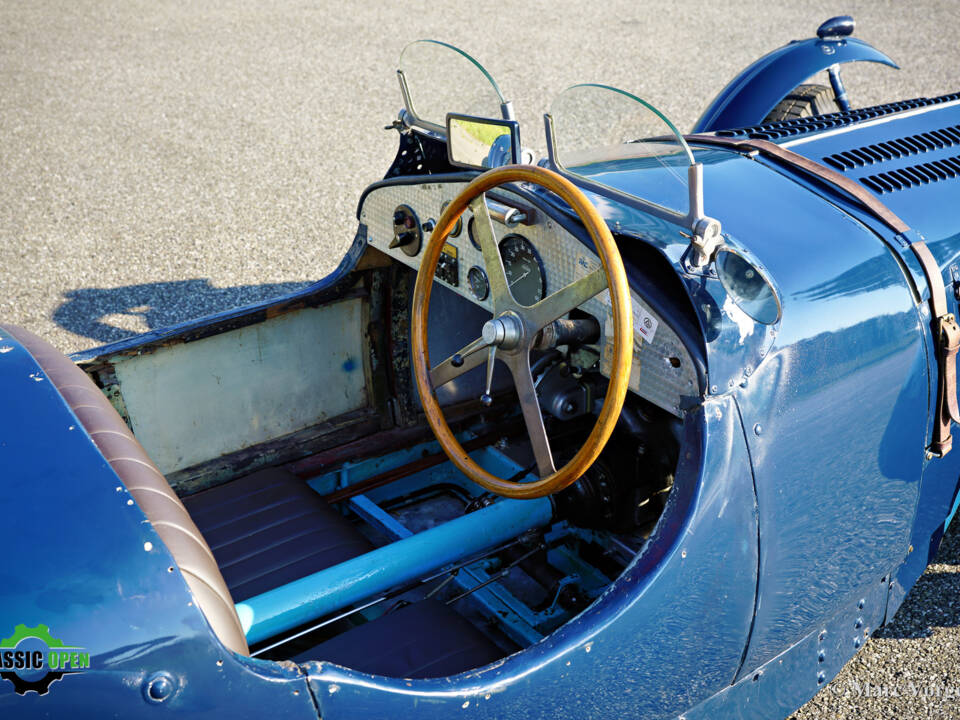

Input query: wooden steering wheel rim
[411,165,633,499]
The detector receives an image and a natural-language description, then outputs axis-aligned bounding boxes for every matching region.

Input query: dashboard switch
[389,204,422,256]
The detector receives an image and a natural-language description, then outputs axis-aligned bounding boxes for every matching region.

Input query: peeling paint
[722,295,756,344]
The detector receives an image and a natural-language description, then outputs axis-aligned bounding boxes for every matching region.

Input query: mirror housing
[446,113,521,170]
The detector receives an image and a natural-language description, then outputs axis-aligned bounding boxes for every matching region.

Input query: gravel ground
[2,1,959,717]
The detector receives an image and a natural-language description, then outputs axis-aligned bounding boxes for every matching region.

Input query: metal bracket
[689,217,723,268]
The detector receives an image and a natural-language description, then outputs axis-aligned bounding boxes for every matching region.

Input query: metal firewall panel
[111,301,368,474]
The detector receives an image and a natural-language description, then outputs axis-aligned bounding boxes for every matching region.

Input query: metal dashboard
[359,179,697,416]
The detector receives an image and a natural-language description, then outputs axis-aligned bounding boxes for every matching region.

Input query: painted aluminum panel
[694,37,897,133]
[564,144,928,678]
[686,569,891,719]
[756,102,960,622]
[781,100,960,246]
[699,155,926,674]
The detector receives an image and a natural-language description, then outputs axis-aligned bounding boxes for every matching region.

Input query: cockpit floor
[291,597,503,678]
[184,467,372,601]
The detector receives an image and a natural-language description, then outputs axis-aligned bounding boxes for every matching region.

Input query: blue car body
[2,19,959,720]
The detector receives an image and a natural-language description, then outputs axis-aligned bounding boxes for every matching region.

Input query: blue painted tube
[947,492,960,530]
[237,496,554,645]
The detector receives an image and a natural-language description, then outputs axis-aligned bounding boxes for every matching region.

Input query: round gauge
[499,234,546,306]
[440,201,462,238]
[467,216,482,251]
[467,266,489,301]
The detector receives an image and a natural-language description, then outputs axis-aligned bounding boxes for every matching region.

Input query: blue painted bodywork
[693,36,898,133]
[0,329,319,718]
[4,28,960,720]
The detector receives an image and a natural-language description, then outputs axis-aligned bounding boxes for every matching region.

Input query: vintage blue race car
[2,16,959,720]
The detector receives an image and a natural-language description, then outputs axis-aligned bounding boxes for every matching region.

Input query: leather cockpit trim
[0,323,250,656]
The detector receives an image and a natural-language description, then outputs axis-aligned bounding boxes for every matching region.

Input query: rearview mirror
[446,113,520,170]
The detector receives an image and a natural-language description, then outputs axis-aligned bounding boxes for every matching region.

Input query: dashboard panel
[359,179,698,416]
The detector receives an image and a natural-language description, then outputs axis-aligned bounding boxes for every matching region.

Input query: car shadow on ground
[874,522,960,639]
[53,279,314,344]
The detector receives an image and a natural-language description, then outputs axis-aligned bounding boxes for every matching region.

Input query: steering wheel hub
[482,313,523,350]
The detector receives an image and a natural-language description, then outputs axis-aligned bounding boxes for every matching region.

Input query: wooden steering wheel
[411,165,633,499]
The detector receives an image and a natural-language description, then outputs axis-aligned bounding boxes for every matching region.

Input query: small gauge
[440,201,462,238]
[467,266,489,301]
[467,216,482,251]
[499,234,546,306]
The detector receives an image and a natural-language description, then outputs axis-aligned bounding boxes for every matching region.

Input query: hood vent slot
[859,155,960,194]
[715,92,960,141]
[822,126,960,170]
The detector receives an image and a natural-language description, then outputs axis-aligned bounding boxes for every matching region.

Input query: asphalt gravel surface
[2,1,959,717]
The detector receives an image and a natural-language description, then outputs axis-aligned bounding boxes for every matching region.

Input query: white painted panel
[113,301,368,474]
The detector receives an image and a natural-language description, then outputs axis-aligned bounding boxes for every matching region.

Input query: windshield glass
[399,40,506,128]
[549,84,693,215]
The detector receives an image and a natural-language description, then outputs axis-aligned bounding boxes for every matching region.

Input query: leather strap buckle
[930,312,960,458]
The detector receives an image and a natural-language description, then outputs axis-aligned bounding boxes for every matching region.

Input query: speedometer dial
[499,234,546,306]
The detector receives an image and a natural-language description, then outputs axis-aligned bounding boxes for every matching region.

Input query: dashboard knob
[390,204,422,256]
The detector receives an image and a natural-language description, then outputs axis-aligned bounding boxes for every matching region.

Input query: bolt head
[143,672,177,704]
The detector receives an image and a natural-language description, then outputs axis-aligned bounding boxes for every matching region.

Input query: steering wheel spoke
[503,352,556,478]
[529,267,607,331]
[469,195,512,310]
[430,336,489,387]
